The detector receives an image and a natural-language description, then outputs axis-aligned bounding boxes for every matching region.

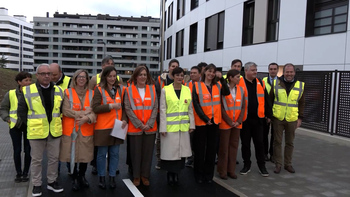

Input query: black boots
[72,178,80,191]
[109,176,116,189]
[167,172,179,186]
[78,175,89,188]
[99,176,106,189]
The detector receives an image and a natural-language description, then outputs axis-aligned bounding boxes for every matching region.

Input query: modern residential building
[33,12,160,79]
[0,7,34,72]
[160,0,350,73]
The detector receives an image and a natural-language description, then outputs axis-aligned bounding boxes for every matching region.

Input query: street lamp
[97,39,106,57]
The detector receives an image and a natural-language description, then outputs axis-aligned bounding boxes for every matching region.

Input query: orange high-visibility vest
[94,86,125,130]
[238,77,265,121]
[194,82,222,126]
[62,88,94,136]
[219,86,244,130]
[185,81,194,93]
[126,84,157,134]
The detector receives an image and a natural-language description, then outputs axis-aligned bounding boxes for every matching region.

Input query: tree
[0,54,8,68]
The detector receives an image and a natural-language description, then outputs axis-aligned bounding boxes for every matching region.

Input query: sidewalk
[214,127,350,197]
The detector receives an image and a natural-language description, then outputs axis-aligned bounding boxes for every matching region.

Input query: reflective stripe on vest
[8,89,18,129]
[127,84,157,134]
[94,86,124,130]
[164,85,191,132]
[62,88,94,136]
[220,86,244,130]
[273,80,304,122]
[194,82,222,126]
[23,84,63,139]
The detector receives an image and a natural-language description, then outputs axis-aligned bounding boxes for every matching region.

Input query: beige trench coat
[59,88,96,163]
[159,87,195,161]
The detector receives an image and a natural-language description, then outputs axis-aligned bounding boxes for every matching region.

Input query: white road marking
[123,179,144,197]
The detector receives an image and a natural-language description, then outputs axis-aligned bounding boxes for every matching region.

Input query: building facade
[0,8,34,72]
[33,12,160,79]
[161,0,350,72]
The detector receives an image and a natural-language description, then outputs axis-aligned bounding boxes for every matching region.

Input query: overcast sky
[2,0,160,22]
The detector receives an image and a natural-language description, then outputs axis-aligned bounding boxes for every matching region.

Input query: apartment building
[0,7,34,72]
[161,0,350,72]
[33,12,160,79]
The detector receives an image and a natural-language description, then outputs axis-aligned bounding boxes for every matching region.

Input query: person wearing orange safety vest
[238,62,272,178]
[92,66,127,189]
[217,69,246,180]
[124,65,158,187]
[60,70,96,191]
[192,64,230,184]
[89,56,122,90]
[0,71,32,183]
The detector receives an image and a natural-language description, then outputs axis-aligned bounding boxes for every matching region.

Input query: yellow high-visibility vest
[272,79,304,122]
[164,84,191,132]
[57,76,71,90]
[23,84,64,139]
[8,89,18,129]
[262,77,272,94]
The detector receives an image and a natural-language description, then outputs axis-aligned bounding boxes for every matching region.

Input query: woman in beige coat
[60,69,96,191]
[159,67,195,186]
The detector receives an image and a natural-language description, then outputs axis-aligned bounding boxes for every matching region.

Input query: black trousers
[193,124,219,181]
[10,126,31,175]
[240,118,266,168]
[68,162,88,178]
[263,121,274,157]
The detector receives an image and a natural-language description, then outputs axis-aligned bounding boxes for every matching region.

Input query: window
[306,0,348,36]
[266,0,280,41]
[168,3,174,27]
[189,23,198,54]
[177,0,185,20]
[167,36,172,59]
[176,29,184,57]
[191,0,199,10]
[204,11,225,52]
[164,10,167,30]
[242,0,255,45]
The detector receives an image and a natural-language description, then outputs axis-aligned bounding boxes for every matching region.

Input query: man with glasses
[17,64,64,196]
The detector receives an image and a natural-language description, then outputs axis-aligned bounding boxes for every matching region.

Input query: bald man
[50,63,71,90]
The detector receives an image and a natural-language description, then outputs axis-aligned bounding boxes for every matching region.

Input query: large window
[204,11,225,52]
[177,0,185,20]
[176,29,184,57]
[191,0,199,10]
[266,0,280,42]
[306,0,348,36]
[167,36,172,59]
[168,3,174,28]
[242,0,255,45]
[189,23,198,54]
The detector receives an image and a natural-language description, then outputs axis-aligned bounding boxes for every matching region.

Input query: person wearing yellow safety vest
[17,64,64,196]
[159,67,195,186]
[50,63,71,90]
[192,64,230,184]
[270,63,305,174]
[262,62,278,163]
[89,56,122,90]
[239,62,272,178]
[91,66,127,189]
[124,65,158,187]
[217,69,246,180]
[0,71,32,183]
[60,70,97,191]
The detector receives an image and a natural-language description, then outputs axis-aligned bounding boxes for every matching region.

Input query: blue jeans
[97,145,120,176]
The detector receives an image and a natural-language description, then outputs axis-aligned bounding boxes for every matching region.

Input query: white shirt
[138,87,145,102]
[228,84,236,100]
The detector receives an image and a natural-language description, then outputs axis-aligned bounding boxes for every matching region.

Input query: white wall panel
[279,0,307,40]
[277,38,305,65]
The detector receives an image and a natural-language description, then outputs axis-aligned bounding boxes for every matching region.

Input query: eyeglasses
[77,76,87,79]
[37,72,52,76]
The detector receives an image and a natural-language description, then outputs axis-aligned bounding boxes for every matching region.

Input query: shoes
[274,165,281,174]
[270,156,275,163]
[259,166,269,177]
[109,176,116,189]
[98,176,106,189]
[32,186,42,197]
[284,165,295,173]
[116,170,120,175]
[155,161,161,170]
[91,166,97,175]
[219,173,228,180]
[167,172,174,185]
[228,173,237,179]
[173,173,179,185]
[185,160,194,168]
[264,155,269,161]
[47,181,64,193]
[22,173,29,182]
[195,176,203,184]
[133,178,140,186]
[15,174,22,183]
[78,176,89,188]
[72,178,80,191]
[236,160,239,165]
[240,166,251,175]
[141,177,150,186]
[206,179,213,184]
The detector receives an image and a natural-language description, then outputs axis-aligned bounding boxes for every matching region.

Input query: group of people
[0,56,305,197]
